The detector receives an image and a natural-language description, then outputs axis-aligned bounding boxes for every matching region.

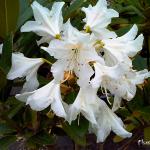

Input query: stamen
[55,34,61,40]
[85,26,91,33]
[94,40,105,52]
[42,58,52,65]
[101,86,105,94]
[104,87,111,105]
[61,71,72,83]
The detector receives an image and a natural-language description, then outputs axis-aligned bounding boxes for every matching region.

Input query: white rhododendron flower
[21,1,65,41]
[7,53,44,92]
[42,21,104,87]
[90,62,129,88]
[16,80,67,118]
[67,86,98,125]
[102,25,144,66]
[82,0,118,38]
[89,98,132,142]
[110,69,150,111]
[7,0,150,143]
[0,43,3,54]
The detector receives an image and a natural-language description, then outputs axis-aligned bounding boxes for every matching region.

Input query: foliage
[0,0,150,149]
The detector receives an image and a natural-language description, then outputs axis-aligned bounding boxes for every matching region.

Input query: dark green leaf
[0,33,13,73]
[0,69,7,90]
[0,0,19,38]
[64,0,85,21]
[28,131,55,146]
[0,135,17,150]
[144,126,150,141]
[17,0,50,29]
[62,116,89,145]
[0,123,16,136]
[133,55,147,70]
[5,97,24,119]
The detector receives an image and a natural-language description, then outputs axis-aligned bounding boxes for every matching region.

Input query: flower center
[55,34,61,39]
[94,40,105,53]
[85,26,91,33]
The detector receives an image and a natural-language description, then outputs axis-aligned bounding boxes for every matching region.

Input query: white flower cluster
[7,0,150,142]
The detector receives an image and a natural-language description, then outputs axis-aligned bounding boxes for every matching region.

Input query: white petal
[90,99,132,142]
[7,53,44,92]
[21,21,52,37]
[82,0,119,31]
[21,1,64,37]
[37,36,52,45]
[93,28,117,40]
[112,96,122,112]
[118,24,138,41]
[16,92,34,103]
[91,62,129,88]
[21,66,40,93]
[76,64,94,87]
[51,60,67,82]
[16,80,66,118]
[42,39,71,59]
[68,87,98,125]
[131,69,150,84]
[0,44,3,54]
[103,47,132,66]
[7,53,43,79]
[62,20,91,44]
[51,82,67,118]
[126,34,144,57]
[103,25,144,62]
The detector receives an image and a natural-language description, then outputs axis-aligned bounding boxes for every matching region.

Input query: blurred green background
[0,0,150,149]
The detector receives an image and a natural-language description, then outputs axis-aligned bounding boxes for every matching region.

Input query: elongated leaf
[0,69,7,90]
[0,135,17,150]
[62,116,89,145]
[64,0,85,21]
[28,131,55,146]
[133,55,147,70]
[0,34,13,90]
[0,123,16,136]
[5,97,24,118]
[144,127,150,141]
[17,0,50,29]
[0,0,19,38]
[0,33,13,73]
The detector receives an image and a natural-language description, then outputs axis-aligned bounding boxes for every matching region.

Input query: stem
[42,58,52,65]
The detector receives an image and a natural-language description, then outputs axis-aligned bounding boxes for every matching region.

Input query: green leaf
[113,123,135,143]
[0,0,19,38]
[0,123,16,136]
[62,116,89,146]
[5,97,24,119]
[65,91,77,104]
[7,103,24,119]
[0,135,17,150]
[17,0,50,29]
[137,106,150,122]
[127,0,144,11]
[0,34,13,90]
[144,127,150,141]
[0,69,7,90]
[28,131,55,146]
[0,33,13,74]
[113,135,124,143]
[64,0,85,21]
[133,55,147,70]
[31,110,39,131]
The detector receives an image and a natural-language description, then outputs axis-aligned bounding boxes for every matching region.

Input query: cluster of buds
[6,0,150,142]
